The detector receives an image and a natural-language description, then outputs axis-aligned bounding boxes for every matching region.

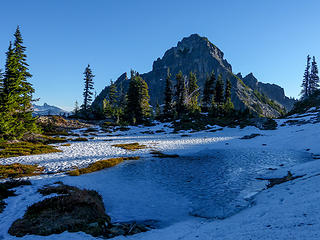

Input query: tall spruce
[175,71,187,116]
[108,80,117,106]
[82,64,94,112]
[225,78,232,101]
[126,72,151,124]
[0,27,37,139]
[215,74,224,104]
[187,72,200,113]
[223,78,234,115]
[202,71,215,112]
[309,56,319,95]
[163,68,174,120]
[301,55,311,98]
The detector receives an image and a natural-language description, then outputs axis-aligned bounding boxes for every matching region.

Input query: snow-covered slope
[0,110,320,240]
[33,103,70,116]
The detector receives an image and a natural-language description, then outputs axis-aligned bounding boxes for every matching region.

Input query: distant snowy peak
[33,103,70,116]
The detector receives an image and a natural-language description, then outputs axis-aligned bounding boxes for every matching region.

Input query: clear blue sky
[0,0,319,110]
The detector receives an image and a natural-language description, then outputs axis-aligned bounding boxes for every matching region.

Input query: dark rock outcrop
[241,73,296,111]
[93,34,292,117]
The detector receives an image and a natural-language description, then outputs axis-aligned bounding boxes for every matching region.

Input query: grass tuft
[68,156,140,176]
[0,142,62,159]
[112,143,146,151]
[0,163,44,179]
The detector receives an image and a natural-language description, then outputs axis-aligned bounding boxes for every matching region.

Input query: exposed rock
[93,34,291,117]
[241,73,296,111]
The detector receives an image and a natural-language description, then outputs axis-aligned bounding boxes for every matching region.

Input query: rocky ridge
[93,34,291,117]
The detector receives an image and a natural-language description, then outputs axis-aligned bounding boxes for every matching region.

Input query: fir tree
[187,72,200,113]
[0,27,37,139]
[301,55,311,98]
[163,68,174,120]
[175,71,187,117]
[223,78,234,115]
[82,64,94,112]
[215,74,224,104]
[202,71,215,112]
[309,56,319,95]
[126,72,151,124]
[73,101,80,115]
[108,80,117,106]
[155,101,161,120]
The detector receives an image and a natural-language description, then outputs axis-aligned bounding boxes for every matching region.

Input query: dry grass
[0,142,62,158]
[112,143,146,151]
[61,143,71,147]
[0,163,44,179]
[68,157,140,176]
[150,150,179,158]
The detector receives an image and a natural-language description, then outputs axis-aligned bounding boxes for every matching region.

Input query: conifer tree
[223,78,234,115]
[202,71,215,112]
[225,79,232,101]
[215,74,224,104]
[108,80,117,106]
[126,72,151,124]
[0,27,37,139]
[163,68,174,120]
[309,56,319,95]
[187,72,200,113]
[301,55,311,98]
[82,64,94,112]
[175,71,187,117]
[73,101,80,115]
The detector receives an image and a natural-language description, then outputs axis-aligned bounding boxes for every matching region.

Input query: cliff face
[93,34,292,117]
[241,73,296,111]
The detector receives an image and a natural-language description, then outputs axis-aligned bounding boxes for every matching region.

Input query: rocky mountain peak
[93,34,294,117]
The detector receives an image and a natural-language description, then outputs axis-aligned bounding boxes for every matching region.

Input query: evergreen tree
[0,27,37,139]
[175,71,187,117]
[155,101,161,120]
[82,64,94,112]
[126,72,151,124]
[73,101,80,115]
[301,55,311,98]
[223,78,234,115]
[215,74,224,104]
[108,80,117,106]
[225,78,232,101]
[309,56,319,95]
[187,72,200,113]
[202,71,215,112]
[163,68,174,120]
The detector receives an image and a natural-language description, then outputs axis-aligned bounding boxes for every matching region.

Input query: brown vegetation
[112,143,146,151]
[68,157,140,176]
[0,142,62,158]
[0,163,44,179]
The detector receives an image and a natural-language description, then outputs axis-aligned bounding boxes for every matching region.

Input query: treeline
[77,66,239,125]
[0,27,38,140]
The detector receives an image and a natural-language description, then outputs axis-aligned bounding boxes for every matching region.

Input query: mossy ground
[0,142,62,158]
[68,157,140,176]
[112,143,146,151]
[9,183,110,237]
[0,163,44,179]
